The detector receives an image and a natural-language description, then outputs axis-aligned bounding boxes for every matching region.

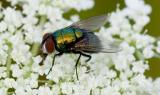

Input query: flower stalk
[6,42,12,77]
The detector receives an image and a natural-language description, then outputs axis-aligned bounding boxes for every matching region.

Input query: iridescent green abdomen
[53,27,83,52]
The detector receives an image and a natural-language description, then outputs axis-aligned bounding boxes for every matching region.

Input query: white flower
[109,11,126,28]
[47,54,75,82]
[11,64,23,77]
[153,78,160,94]
[24,27,42,43]
[52,0,94,11]
[131,74,154,95]
[143,45,154,58]
[0,21,7,32]
[101,86,121,95]
[0,48,8,65]
[0,0,160,95]
[0,67,7,78]
[38,86,53,95]
[3,78,16,88]
[70,15,80,22]
[131,61,149,73]
[125,0,151,15]
[33,55,42,64]
[22,15,38,27]
[3,7,23,28]
[15,87,27,95]
[156,41,160,53]
[11,44,31,64]
[61,82,74,94]
[113,42,135,70]
[131,34,155,49]
[52,85,61,95]
[0,87,7,95]
[25,74,38,88]
[22,0,40,16]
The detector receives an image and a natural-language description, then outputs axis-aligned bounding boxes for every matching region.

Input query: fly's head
[41,33,55,54]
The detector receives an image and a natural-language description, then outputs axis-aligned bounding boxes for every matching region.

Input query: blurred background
[64,0,160,79]
[1,0,160,79]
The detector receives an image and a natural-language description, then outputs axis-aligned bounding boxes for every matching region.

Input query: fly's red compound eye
[41,33,51,49]
[41,33,55,54]
[44,37,55,53]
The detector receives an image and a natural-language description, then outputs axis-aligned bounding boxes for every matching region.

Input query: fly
[41,14,121,80]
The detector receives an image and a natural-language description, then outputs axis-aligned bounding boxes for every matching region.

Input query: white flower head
[38,86,53,95]
[0,0,160,95]
[3,7,23,28]
[143,45,154,58]
[0,67,7,78]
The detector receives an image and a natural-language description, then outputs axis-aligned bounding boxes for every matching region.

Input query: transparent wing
[72,32,121,53]
[99,40,122,53]
[70,14,108,31]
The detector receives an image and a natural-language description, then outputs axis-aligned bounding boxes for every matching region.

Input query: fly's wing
[70,14,108,31]
[72,32,121,53]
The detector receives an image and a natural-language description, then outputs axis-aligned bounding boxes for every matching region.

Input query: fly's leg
[75,54,81,80]
[41,54,47,65]
[47,54,56,75]
[81,52,92,62]
[75,52,91,80]
[47,52,62,75]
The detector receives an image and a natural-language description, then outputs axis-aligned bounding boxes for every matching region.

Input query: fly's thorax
[41,33,55,54]
[53,28,83,52]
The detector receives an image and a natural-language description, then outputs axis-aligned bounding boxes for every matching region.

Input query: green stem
[39,15,47,25]
[38,79,53,84]
[135,50,144,60]
[38,80,54,87]
[6,56,11,77]
[22,43,40,78]
[7,91,14,95]
[31,43,40,56]
[6,45,12,77]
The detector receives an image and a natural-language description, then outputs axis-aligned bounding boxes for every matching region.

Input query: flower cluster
[0,0,160,95]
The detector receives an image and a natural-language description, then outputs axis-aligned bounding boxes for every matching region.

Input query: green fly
[41,14,121,80]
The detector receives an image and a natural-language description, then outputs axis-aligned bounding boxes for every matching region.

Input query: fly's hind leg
[75,52,91,80]
[75,54,81,80]
[47,52,62,75]
[81,52,92,62]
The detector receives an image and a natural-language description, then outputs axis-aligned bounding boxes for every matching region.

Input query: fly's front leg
[47,52,63,75]
[41,53,47,65]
